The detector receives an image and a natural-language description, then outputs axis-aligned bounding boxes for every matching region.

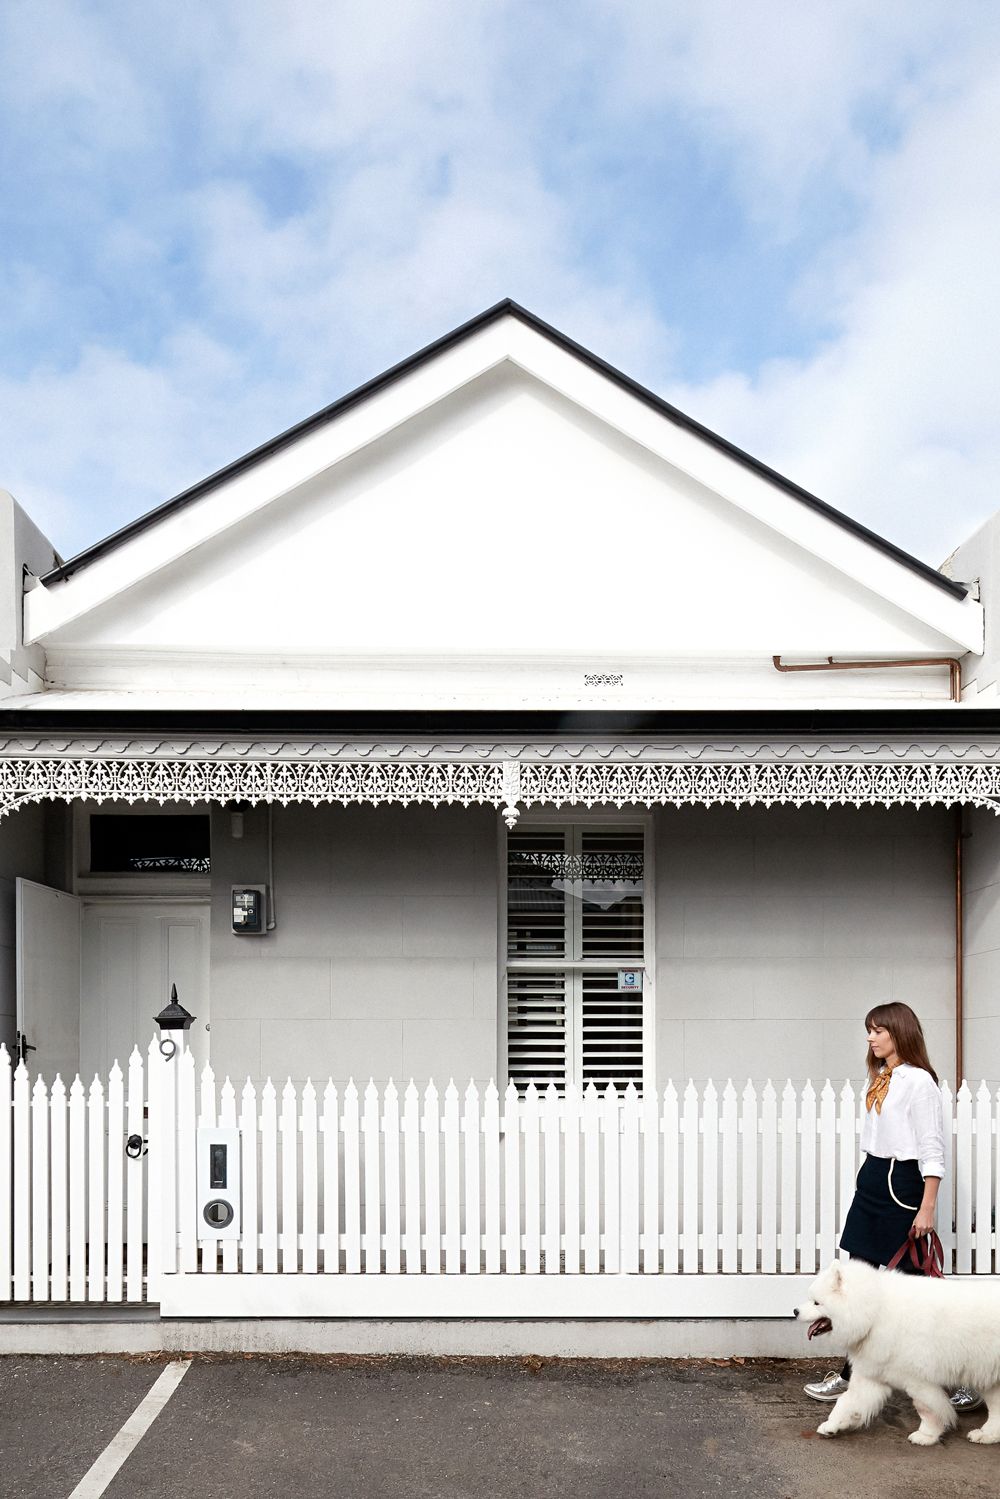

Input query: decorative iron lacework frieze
[0,755,999,828]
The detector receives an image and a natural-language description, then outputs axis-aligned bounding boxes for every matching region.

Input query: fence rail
[2,1040,999,1305]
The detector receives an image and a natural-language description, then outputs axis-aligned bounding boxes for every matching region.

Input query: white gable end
[23,312,981,709]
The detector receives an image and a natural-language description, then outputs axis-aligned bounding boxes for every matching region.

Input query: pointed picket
[280,1078,299,1275]
[68,1076,86,1301]
[462,1081,481,1275]
[363,1080,382,1275]
[582,1083,601,1273]
[240,1077,260,1274]
[760,1082,778,1274]
[125,1049,145,1300]
[522,1083,541,1275]
[642,1080,660,1274]
[798,1081,817,1275]
[542,1084,562,1275]
[700,1081,718,1275]
[342,1080,361,1274]
[50,1076,68,1301]
[0,1048,11,1300]
[13,1062,30,1301]
[320,1080,339,1274]
[681,1081,699,1272]
[260,1079,279,1274]
[662,1082,679,1274]
[603,1085,620,1275]
[483,1081,501,1274]
[779,1082,797,1273]
[423,1082,441,1275]
[219,1078,240,1273]
[837,1081,857,1254]
[383,1081,401,1275]
[176,1051,197,1274]
[563,1084,582,1275]
[443,1081,461,1274]
[87,1076,106,1302]
[620,1083,640,1274]
[402,1081,421,1273]
[938,1081,955,1272]
[817,1082,837,1267]
[199,1063,219,1274]
[955,1081,973,1274]
[974,1081,992,1273]
[146,1036,167,1294]
[739,1082,758,1273]
[720,1082,738,1274]
[31,1076,49,1301]
[503,1081,521,1274]
[106,1062,125,1301]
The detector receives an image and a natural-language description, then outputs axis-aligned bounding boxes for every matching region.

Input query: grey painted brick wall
[208,802,499,1086]
[653,803,963,1087]
[961,805,1000,1077]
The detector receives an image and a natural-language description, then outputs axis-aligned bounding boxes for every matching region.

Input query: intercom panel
[196,1126,241,1240]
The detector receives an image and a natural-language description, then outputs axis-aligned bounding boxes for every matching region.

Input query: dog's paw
[967,1427,1000,1444]
[908,1430,941,1446]
[816,1420,838,1437]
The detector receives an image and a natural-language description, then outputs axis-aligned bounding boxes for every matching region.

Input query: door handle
[15,1031,36,1065]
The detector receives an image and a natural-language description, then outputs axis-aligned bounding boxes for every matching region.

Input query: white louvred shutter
[505,825,645,1093]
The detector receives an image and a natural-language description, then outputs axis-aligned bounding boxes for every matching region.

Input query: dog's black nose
[793,1307,799,1317]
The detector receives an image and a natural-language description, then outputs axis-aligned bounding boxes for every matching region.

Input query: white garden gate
[3,1038,999,1315]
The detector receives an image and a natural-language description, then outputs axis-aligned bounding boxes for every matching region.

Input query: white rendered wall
[208,803,499,1087]
[36,366,971,710]
[946,510,1000,701]
[654,803,964,1088]
[962,806,1000,1073]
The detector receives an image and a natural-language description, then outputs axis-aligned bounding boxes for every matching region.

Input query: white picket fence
[3,1039,999,1310]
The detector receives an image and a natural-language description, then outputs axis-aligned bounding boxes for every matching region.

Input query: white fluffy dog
[795,1259,1000,1445]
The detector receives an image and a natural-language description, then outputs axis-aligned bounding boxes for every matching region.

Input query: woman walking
[804,1001,980,1412]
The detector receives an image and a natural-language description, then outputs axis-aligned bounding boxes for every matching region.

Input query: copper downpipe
[956,821,964,1088]
[772,655,962,702]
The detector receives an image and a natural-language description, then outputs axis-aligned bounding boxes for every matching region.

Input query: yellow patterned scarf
[866,1062,898,1114]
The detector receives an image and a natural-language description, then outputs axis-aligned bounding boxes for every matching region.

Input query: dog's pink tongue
[807,1317,833,1340]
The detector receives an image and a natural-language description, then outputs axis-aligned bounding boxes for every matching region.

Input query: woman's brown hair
[865,1002,938,1085]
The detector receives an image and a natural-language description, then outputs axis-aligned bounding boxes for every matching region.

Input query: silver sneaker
[950,1387,984,1413]
[804,1372,849,1402]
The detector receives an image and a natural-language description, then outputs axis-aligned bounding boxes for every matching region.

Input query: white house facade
[3,301,1000,1330]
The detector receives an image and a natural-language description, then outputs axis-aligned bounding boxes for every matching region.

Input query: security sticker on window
[617,969,642,992]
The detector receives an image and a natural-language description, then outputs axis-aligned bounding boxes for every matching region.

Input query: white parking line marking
[67,1359,192,1498]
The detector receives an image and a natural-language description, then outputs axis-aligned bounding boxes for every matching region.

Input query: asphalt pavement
[1,1354,997,1498]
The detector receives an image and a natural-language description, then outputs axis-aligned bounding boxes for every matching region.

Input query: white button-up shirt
[860,1062,946,1179]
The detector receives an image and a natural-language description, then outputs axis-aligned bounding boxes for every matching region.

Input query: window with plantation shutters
[505,824,646,1093]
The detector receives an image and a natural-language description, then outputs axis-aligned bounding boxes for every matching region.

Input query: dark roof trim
[39,299,967,601]
[1,708,997,737]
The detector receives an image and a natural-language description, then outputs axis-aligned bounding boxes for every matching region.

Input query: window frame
[498,808,655,1095]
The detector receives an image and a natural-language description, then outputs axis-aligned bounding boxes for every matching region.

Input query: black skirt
[839,1155,925,1272]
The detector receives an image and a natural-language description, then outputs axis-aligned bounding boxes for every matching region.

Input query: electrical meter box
[197,1126,241,1240]
[232,885,266,935]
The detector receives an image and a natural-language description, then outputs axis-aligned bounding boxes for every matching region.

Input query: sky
[1,0,999,568]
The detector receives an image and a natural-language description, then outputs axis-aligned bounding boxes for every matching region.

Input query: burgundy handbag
[887,1230,945,1278]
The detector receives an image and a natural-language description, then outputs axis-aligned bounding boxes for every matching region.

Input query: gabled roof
[40,299,966,601]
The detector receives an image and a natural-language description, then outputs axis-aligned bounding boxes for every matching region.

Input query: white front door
[81,902,210,1081]
[16,879,84,1081]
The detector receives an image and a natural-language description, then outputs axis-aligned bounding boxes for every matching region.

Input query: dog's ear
[828,1261,844,1291]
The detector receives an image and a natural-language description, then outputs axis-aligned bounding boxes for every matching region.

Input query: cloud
[0,0,998,569]
[664,50,1000,564]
